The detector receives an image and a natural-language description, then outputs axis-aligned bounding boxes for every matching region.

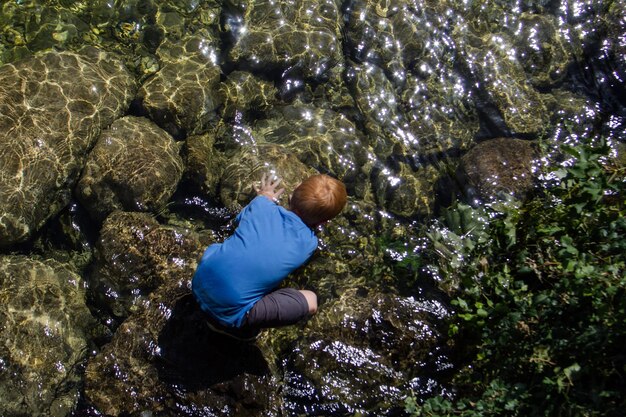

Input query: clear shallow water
[0,0,625,416]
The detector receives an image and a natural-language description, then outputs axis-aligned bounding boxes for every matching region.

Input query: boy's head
[290,174,347,227]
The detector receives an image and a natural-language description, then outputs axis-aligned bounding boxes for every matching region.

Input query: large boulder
[0,255,99,417]
[89,211,204,319]
[137,33,222,138]
[0,47,136,247]
[226,0,342,81]
[458,138,538,202]
[77,116,184,222]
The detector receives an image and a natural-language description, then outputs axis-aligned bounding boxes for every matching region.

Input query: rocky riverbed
[0,0,624,416]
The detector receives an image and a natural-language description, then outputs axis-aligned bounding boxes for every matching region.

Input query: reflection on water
[0,0,624,415]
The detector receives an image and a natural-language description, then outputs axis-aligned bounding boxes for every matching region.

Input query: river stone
[76,116,183,222]
[90,211,204,319]
[402,71,478,156]
[0,47,136,247]
[373,162,439,219]
[0,255,97,417]
[185,131,227,198]
[459,138,538,202]
[226,0,342,81]
[219,143,317,209]
[219,70,278,120]
[137,33,222,138]
[282,288,449,416]
[258,105,372,195]
[85,274,280,416]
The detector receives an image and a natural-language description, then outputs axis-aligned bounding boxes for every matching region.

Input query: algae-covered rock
[90,211,204,319]
[85,280,280,416]
[259,105,372,194]
[402,71,478,156]
[219,70,278,120]
[459,138,538,202]
[219,143,317,209]
[0,47,135,247]
[77,116,184,222]
[0,255,98,417]
[137,33,222,137]
[458,28,549,135]
[226,0,342,81]
[373,162,439,218]
[283,288,450,416]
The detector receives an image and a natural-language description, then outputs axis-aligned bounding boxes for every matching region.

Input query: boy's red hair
[290,174,347,227]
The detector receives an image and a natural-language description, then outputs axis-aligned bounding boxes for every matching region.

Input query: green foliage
[406,140,626,417]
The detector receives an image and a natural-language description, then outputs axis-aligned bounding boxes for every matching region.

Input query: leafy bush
[405,140,626,417]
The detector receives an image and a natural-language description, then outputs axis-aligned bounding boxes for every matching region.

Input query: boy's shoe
[204,315,260,342]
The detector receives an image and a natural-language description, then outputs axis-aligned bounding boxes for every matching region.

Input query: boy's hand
[254,173,285,202]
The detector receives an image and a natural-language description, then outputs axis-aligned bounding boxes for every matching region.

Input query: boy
[192,172,347,341]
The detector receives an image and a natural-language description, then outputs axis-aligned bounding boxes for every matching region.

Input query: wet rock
[458,138,538,202]
[283,288,450,416]
[458,28,549,135]
[346,62,407,155]
[0,47,136,247]
[259,105,372,195]
[373,162,439,219]
[226,0,342,81]
[402,71,478,156]
[90,211,204,319]
[77,116,184,222]
[85,278,280,416]
[25,6,89,51]
[219,70,278,120]
[219,143,317,209]
[185,131,227,198]
[137,33,222,138]
[0,255,98,417]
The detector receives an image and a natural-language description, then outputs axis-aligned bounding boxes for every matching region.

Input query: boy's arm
[254,172,285,203]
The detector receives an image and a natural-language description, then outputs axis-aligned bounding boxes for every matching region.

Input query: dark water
[0,0,625,416]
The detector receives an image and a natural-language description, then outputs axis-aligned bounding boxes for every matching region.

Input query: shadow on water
[155,294,269,391]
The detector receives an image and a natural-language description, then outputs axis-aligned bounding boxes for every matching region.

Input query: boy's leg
[244,288,317,329]
[299,289,317,315]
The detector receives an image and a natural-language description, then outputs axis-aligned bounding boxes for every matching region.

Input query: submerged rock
[137,33,222,138]
[226,0,342,81]
[219,143,317,209]
[0,47,136,247]
[373,162,440,218]
[77,116,184,222]
[89,211,203,319]
[219,70,278,120]
[0,255,98,417]
[458,138,538,202]
[458,29,550,135]
[85,277,280,416]
[283,288,450,416]
[258,105,371,195]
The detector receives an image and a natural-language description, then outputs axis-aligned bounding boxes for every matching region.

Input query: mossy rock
[0,255,99,417]
[0,47,136,247]
[77,116,184,222]
[89,211,204,319]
